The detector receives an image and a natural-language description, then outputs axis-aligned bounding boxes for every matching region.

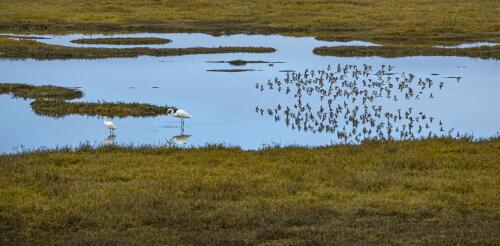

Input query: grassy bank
[0,38,275,60]
[30,100,172,118]
[70,37,171,45]
[1,138,499,244]
[313,45,500,59]
[0,0,498,46]
[0,83,83,100]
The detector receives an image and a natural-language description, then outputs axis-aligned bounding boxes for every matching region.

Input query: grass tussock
[0,0,498,45]
[70,37,171,45]
[0,83,82,100]
[0,38,275,60]
[313,45,500,59]
[0,138,499,244]
[30,100,171,118]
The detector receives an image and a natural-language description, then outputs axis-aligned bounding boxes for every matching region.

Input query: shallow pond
[0,33,499,152]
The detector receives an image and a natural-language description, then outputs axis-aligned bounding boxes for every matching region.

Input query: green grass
[70,37,171,45]
[1,138,499,244]
[0,83,174,118]
[0,38,275,60]
[313,45,500,59]
[30,100,172,118]
[0,83,83,100]
[0,0,498,46]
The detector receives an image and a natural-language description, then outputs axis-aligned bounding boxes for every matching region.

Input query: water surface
[0,33,499,152]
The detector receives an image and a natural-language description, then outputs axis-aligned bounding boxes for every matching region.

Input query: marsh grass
[30,100,172,118]
[1,138,499,244]
[70,37,171,45]
[0,83,172,118]
[0,83,82,100]
[313,45,500,59]
[0,38,275,60]
[0,0,498,46]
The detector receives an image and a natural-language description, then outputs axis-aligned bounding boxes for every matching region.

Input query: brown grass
[313,45,500,59]
[1,138,499,244]
[0,0,498,45]
[0,38,275,60]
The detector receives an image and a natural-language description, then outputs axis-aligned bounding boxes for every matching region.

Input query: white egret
[103,116,117,135]
[167,108,192,130]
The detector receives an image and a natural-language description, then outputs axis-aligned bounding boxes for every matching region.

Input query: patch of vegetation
[206,69,257,72]
[70,37,171,45]
[0,0,498,46]
[208,59,284,66]
[0,38,275,60]
[0,83,82,100]
[313,45,500,60]
[30,100,172,118]
[0,138,499,244]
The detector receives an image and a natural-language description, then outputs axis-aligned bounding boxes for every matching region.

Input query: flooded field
[0,33,498,152]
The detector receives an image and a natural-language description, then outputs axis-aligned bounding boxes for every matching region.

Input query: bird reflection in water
[170,134,192,145]
[104,134,117,145]
[255,64,461,143]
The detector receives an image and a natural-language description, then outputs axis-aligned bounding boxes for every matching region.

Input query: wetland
[0,1,499,243]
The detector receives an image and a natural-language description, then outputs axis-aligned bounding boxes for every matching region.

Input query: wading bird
[167,108,192,130]
[103,116,117,135]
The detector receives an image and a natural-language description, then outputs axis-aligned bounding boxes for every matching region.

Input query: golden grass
[0,83,173,118]
[313,45,500,59]
[1,138,499,244]
[0,83,83,100]
[0,38,275,60]
[0,0,498,45]
[70,37,171,45]
[30,100,172,118]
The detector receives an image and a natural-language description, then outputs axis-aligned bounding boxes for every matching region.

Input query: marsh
[0,1,500,244]
[0,33,498,152]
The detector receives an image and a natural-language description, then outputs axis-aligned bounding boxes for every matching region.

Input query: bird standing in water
[167,108,192,131]
[103,116,117,135]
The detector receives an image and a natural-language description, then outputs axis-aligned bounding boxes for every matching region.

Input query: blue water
[0,33,499,152]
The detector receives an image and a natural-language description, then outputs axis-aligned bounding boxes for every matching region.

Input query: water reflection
[169,134,192,145]
[255,64,460,143]
[104,134,117,145]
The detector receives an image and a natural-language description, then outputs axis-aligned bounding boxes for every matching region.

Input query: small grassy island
[0,83,173,118]
[70,37,172,45]
[313,45,500,60]
[30,100,172,118]
[0,38,276,60]
[0,83,82,100]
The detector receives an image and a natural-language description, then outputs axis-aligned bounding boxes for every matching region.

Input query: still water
[0,33,499,152]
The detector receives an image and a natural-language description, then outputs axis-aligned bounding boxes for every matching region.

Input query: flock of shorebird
[99,63,463,145]
[255,63,459,143]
